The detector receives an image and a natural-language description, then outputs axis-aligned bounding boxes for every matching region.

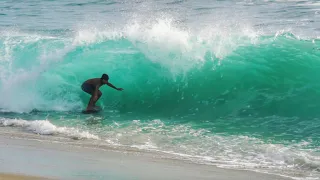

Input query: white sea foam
[0,118,99,140]
[101,119,320,179]
[74,17,260,59]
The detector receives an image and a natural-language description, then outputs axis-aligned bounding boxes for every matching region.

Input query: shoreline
[0,129,293,180]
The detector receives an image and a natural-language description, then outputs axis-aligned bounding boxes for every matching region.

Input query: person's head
[100,73,109,84]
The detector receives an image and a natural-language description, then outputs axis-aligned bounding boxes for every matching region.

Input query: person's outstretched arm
[106,82,123,91]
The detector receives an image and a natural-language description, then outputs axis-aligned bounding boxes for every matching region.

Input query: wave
[0,19,319,120]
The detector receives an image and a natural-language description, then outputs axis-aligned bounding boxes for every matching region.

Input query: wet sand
[0,132,292,180]
[0,173,50,180]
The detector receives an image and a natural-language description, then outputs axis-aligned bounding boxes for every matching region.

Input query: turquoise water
[0,0,320,179]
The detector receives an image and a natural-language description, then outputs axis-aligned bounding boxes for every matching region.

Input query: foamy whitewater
[0,0,320,179]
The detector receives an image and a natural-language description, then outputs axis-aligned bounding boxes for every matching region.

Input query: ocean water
[0,0,320,179]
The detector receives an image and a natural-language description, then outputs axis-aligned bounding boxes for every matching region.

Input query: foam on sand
[0,134,292,180]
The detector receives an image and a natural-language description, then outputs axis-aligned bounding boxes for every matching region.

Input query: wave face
[0,14,320,180]
[0,20,319,118]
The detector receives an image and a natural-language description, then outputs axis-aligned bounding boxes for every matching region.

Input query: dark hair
[101,73,109,83]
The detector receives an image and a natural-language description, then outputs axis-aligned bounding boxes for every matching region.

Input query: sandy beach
[0,173,50,180]
[0,130,292,180]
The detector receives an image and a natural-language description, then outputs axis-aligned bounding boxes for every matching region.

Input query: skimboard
[82,106,101,114]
